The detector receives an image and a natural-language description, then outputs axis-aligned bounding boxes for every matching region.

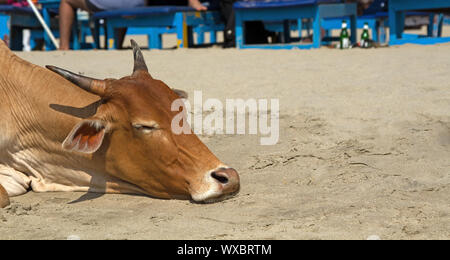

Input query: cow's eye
[133,124,159,133]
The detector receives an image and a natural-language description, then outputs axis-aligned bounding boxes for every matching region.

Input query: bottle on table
[360,23,370,48]
[340,20,350,49]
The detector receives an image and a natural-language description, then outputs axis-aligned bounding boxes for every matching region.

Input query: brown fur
[0,184,10,208]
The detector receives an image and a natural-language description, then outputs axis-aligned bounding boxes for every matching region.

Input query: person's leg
[59,0,90,50]
[116,28,128,49]
[148,0,206,11]
[220,0,268,46]
[220,0,236,47]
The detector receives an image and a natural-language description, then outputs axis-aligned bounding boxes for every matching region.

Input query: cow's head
[46,40,239,203]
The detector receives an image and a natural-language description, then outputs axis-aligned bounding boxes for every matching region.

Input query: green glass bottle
[361,23,370,48]
[340,20,349,49]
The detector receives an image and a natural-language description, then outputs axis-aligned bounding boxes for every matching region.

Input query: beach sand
[0,36,449,240]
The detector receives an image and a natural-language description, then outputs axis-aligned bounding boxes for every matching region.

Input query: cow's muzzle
[191,167,240,203]
[210,167,240,197]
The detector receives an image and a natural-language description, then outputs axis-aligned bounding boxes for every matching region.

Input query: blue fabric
[362,11,430,20]
[233,0,340,10]
[93,1,219,20]
[93,6,195,19]
[0,6,34,15]
[0,5,59,15]
[89,0,146,11]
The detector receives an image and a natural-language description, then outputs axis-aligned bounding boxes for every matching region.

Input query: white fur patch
[191,186,222,202]
[0,165,31,197]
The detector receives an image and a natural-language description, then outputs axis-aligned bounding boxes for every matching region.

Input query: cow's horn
[131,39,148,74]
[46,65,107,96]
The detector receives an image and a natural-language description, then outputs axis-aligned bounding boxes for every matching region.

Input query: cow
[0,39,239,208]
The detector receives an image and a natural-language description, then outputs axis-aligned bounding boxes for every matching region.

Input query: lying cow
[0,39,239,208]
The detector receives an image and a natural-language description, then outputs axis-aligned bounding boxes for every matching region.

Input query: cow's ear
[62,120,107,154]
[172,88,188,99]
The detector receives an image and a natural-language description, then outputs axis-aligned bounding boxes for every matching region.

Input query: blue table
[0,1,61,50]
[39,0,93,50]
[93,6,223,49]
[233,0,357,49]
[389,0,450,45]
[322,11,440,45]
[38,0,61,50]
[321,14,386,44]
[0,5,40,50]
[0,1,94,51]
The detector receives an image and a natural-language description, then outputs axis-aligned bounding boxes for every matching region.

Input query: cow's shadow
[49,100,102,119]
[68,192,104,204]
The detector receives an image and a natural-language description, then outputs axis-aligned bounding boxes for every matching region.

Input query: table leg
[350,14,357,44]
[10,26,23,51]
[312,8,321,48]
[235,11,244,49]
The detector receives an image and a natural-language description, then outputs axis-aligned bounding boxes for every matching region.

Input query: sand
[0,37,449,240]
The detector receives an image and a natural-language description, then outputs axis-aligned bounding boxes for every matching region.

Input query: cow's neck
[0,42,145,196]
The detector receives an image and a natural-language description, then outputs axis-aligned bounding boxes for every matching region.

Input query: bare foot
[188,0,207,11]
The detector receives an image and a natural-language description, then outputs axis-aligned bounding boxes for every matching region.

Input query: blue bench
[323,0,442,43]
[93,5,223,49]
[389,0,450,45]
[0,5,42,50]
[320,0,388,43]
[0,1,90,50]
[0,12,46,50]
[0,5,35,16]
[194,23,224,46]
[39,0,96,50]
[233,0,357,49]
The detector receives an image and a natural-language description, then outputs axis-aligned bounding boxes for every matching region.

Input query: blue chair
[0,14,8,42]
[321,0,388,43]
[194,23,224,46]
[0,5,43,50]
[233,0,358,49]
[322,0,447,45]
[125,27,175,49]
[0,13,44,50]
[92,3,223,50]
[0,2,91,50]
[39,0,95,50]
[388,0,450,45]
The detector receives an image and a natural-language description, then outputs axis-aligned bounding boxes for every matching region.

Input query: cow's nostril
[211,172,229,184]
